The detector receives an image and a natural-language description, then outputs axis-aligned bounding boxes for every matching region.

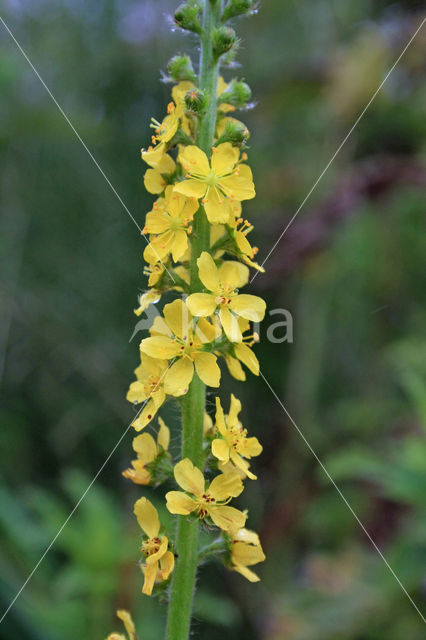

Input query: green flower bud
[217,79,252,108]
[174,2,202,35]
[212,26,237,58]
[167,54,197,83]
[221,0,253,22]
[184,88,207,117]
[215,119,250,147]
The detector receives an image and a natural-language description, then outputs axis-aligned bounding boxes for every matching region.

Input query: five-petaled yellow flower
[122,418,170,485]
[166,458,246,532]
[143,187,198,263]
[126,355,171,431]
[186,252,266,342]
[106,609,136,640]
[134,497,174,596]
[212,395,262,479]
[230,528,265,582]
[139,299,221,394]
[174,143,255,224]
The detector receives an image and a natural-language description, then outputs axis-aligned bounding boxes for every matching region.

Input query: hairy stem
[165,2,222,639]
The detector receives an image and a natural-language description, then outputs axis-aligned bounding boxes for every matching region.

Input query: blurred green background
[1,1,425,638]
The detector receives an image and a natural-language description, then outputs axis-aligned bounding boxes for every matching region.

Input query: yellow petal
[144,211,171,234]
[171,229,188,262]
[194,351,221,387]
[232,540,265,566]
[209,472,244,500]
[211,143,239,175]
[233,564,261,582]
[215,397,227,435]
[157,417,170,451]
[132,433,157,463]
[196,316,222,343]
[156,153,175,174]
[164,357,194,396]
[224,354,246,381]
[219,261,249,289]
[228,394,242,425]
[141,142,166,167]
[230,451,257,480]
[219,164,255,200]
[166,490,197,515]
[163,298,192,339]
[186,293,217,317]
[219,307,242,343]
[116,610,135,638]
[233,528,260,545]
[160,550,175,580]
[208,505,246,532]
[146,536,168,564]
[178,145,210,175]
[212,438,230,462]
[142,561,157,596]
[144,169,166,194]
[230,294,266,322]
[131,398,158,431]
[197,251,220,292]
[140,335,181,359]
[173,179,206,199]
[234,343,259,375]
[174,458,204,495]
[204,188,230,224]
[133,497,160,538]
[244,436,263,457]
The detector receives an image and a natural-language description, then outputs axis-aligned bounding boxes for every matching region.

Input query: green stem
[165,3,222,639]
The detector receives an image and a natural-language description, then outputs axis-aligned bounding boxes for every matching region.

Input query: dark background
[1,1,425,638]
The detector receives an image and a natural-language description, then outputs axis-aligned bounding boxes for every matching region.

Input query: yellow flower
[222,319,260,380]
[126,355,170,430]
[230,528,265,582]
[106,609,136,640]
[166,458,247,532]
[142,141,176,195]
[174,143,255,224]
[139,299,221,394]
[212,396,262,479]
[150,101,180,146]
[134,497,175,596]
[122,418,170,484]
[144,262,165,287]
[143,187,199,263]
[186,252,266,342]
[134,289,161,316]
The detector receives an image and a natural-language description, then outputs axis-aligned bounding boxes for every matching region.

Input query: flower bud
[217,79,251,109]
[184,88,208,116]
[221,0,254,22]
[212,26,237,58]
[174,2,202,35]
[167,55,197,83]
[216,119,250,147]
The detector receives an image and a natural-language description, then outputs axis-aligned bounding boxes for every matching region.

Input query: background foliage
[1,1,425,638]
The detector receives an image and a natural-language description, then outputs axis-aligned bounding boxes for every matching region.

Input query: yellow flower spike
[166,458,247,532]
[126,355,170,430]
[143,189,199,264]
[139,299,221,393]
[122,418,170,484]
[230,528,266,582]
[212,395,262,479]
[173,143,255,224]
[106,609,136,640]
[186,251,266,342]
[133,497,174,596]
